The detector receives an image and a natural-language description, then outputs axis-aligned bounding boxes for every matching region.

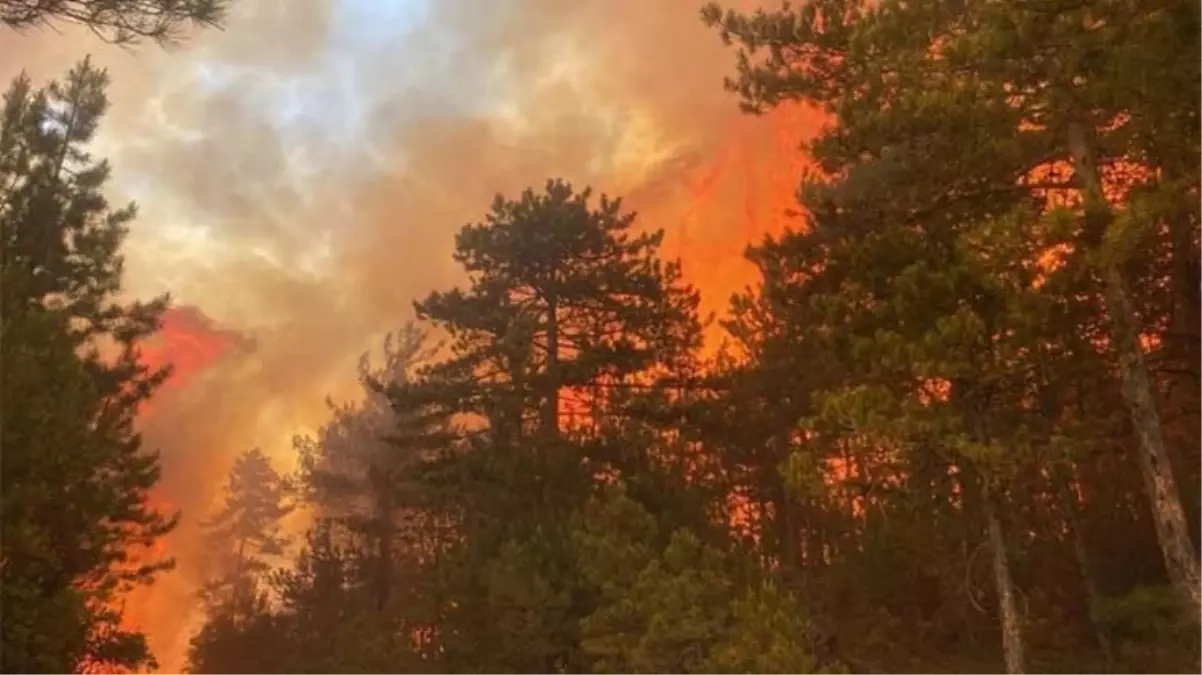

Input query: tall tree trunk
[1067,121,1202,616]
[1164,209,1200,534]
[774,478,800,581]
[983,491,1026,675]
[1053,463,1113,667]
[959,398,1028,675]
[543,298,560,439]
[232,535,251,619]
[495,322,530,448]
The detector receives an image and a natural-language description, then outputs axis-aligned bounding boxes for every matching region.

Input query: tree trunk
[983,492,1026,675]
[1067,121,1202,617]
[774,479,800,581]
[495,321,530,448]
[1054,463,1113,667]
[543,298,560,439]
[958,397,1027,675]
[232,535,251,619]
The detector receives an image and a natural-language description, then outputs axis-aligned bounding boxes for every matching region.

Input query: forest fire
[143,307,243,388]
[10,0,1195,672]
[642,103,822,327]
[60,3,823,655]
[138,306,248,403]
[115,101,823,672]
[118,306,246,668]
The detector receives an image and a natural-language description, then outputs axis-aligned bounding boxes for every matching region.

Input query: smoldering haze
[3,0,815,668]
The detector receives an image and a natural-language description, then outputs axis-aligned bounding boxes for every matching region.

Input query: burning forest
[1,0,1199,674]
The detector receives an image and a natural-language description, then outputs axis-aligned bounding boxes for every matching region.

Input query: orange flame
[663,103,822,325]
[119,306,242,672]
[141,306,243,396]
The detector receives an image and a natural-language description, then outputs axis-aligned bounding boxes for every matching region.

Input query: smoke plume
[2,0,819,668]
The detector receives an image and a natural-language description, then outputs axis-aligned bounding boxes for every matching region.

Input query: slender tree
[0,59,178,673]
[198,448,293,620]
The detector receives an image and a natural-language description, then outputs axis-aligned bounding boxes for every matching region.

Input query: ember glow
[3,1,825,670]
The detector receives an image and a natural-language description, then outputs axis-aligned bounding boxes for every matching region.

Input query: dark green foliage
[1,60,177,673]
[697,0,1200,671]
[1097,585,1192,644]
[2,0,229,44]
[573,484,824,674]
[413,178,703,440]
[402,182,710,672]
[187,597,290,675]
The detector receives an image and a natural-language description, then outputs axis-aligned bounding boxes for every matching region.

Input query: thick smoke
[2,0,817,668]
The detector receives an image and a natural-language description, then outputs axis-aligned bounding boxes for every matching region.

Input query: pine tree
[2,306,105,672]
[391,180,707,673]
[414,178,703,443]
[0,59,177,673]
[198,448,293,621]
[299,323,454,613]
[2,0,229,44]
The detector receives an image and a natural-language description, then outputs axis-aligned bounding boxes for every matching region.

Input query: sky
[3,0,820,669]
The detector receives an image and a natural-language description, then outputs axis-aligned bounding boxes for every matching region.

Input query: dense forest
[1,0,1199,673]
